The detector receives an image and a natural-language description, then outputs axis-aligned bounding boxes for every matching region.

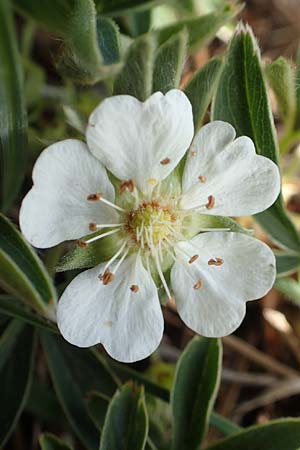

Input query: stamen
[83,228,120,246]
[113,248,129,274]
[130,284,139,293]
[194,279,202,289]
[120,179,135,193]
[103,240,128,273]
[99,269,114,285]
[198,175,207,183]
[208,257,224,266]
[191,151,197,157]
[189,254,199,264]
[89,223,97,232]
[89,223,124,232]
[87,192,102,201]
[87,192,125,212]
[154,250,172,301]
[103,321,113,327]
[205,195,215,210]
[76,240,88,248]
[160,158,170,165]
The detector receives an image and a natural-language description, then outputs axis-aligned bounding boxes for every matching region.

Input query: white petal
[181,126,281,216]
[57,254,164,363]
[20,140,119,248]
[182,121,236,193]
[86,90,194,193]
[171,232,276,337]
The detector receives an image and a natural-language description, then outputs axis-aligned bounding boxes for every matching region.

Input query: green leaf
[114,34,156,101]
[171,337,222,450]
[26,379,65,426]
[275,251,300,276]
[39,433,73,450]
[14,0,119,84]
[155,3,241,51]
[126,10,152,37]
[210,412,241,436]
[86,391,110,432]
[106,358,239,437]
[265,57,296,129]
[152,29,187,94]
[0,0,27,211]
[0,321,36,447]
[184,57,223,131]
[0,214,56,316]
[100,382,148,450]
[97,17,121,66]
[274,277,300,304]
[212,24,300,252]
[96,0,165,16]
[206,418,300,450]
[0,295,57,333]
[41,333,119,450]
[56,229,119,272]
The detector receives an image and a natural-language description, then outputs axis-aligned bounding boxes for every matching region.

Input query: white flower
[20,90,280,363]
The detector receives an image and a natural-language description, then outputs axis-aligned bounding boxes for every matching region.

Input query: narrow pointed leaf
[0,214,56,316]
[41,333,119,450]
[100,382,148,450]
[126,10,152,37]
[171,337,222,450]
[0,321,36,447]
[213,24,300,252]
[106,358,238,437]
[153,29,187,94]
[0,0,27,211]
[0,295,57,333]
[56,230,119,272]
[114,34,156,100]
[275,251,300,276]
[95,0,164,16]
[155,3,241,51]
[185,57,222,131]
[265,57,296,129]
[14,0,120,83]
[206,418,300,450]
[274,277,300,304]
[97,17,121,65]
[86,391,110,432]
[39,433,73,450]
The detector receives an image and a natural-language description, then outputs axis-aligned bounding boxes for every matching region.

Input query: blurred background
[4,0,300,448]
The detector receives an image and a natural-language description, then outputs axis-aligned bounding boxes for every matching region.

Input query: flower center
[124,201,179,249]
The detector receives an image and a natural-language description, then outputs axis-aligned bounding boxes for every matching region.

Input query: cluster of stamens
[75,176,226,300]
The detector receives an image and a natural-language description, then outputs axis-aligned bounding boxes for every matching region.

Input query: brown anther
[208,258,224,266]
[160,158,170,165]
[99,269,114,285]
[188,254,199,264]
[89,223,97,232]
[205,195,215,210]
[130,284,139,293]
[87,192,102,201]
[103,321,113,327]
[76,240,88,248]
[198,175,207,183]
[191,150,197,157]
[120,179,135,194]
[193,279,202,290]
